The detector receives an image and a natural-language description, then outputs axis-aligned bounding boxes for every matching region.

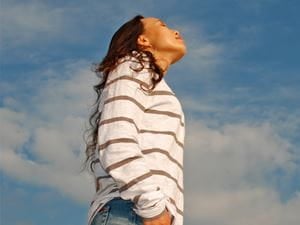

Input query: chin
[172,47,186,64]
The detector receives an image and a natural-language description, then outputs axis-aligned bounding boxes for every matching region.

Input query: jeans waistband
[106,197,134,206]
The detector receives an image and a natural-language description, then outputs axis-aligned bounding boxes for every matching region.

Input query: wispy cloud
[1,59,299,225]
[184,119,300,225]
[0,1,65,47]
[0,60,97,203]
[0,0,157,49]
[186,188,300,225]
[180,87,300,149]
[1,1,299,224]
[171,20,225,80]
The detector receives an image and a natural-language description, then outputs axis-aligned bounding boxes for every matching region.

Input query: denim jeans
[90,197,144,225]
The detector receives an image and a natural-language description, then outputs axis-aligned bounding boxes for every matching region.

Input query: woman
[83,14,186,225]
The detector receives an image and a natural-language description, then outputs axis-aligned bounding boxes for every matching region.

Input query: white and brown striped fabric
[87,52,185,225]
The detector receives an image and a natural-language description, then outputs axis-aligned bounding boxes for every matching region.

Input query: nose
[174,30,182,39]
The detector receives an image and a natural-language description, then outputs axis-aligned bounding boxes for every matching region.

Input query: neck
[157,58,170,75]
[150,51,172,76]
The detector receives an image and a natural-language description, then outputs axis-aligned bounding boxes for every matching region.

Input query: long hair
[81,15,164,172]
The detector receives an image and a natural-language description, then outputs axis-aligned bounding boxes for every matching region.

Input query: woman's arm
[142,208,172,225]
[97,72,169,220]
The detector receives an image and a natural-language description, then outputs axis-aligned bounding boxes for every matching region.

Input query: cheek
[152,31,177,49]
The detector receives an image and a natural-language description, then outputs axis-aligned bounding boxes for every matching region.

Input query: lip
[176,35,184,41]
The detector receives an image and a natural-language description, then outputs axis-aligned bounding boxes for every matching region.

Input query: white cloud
[181,95,226,114]
[0,0,227,80]
[180,89,300,145]
[183,119,299,225]
[0,0,157,49]
[0,59,299,224]
[0,60,97,203]
[0,108,29,151]
[29,60,97,121]
[0,1,65,47]
[185,188,300,225]
[1,2,299,222]
[185,120,295,191]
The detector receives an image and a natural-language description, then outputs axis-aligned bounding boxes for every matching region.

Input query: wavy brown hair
[81,14,164,172]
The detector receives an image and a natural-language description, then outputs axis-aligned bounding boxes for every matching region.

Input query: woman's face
[138,17,186,64]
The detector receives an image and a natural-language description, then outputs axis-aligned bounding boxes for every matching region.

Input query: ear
[137,34,152,49]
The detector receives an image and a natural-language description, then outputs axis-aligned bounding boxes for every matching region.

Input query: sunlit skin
[137,17,185,225]
[137,17,187,76]
[142,208,173,225]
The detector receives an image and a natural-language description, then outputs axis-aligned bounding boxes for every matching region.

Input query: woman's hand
[142,208,172,225]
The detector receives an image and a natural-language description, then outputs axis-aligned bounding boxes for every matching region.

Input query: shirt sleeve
[97,66,168,219]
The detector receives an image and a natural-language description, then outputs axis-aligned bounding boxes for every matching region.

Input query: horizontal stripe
[169,197,183,216]
[133,186,161,206]
[104,95,145,111]
[93,170,183,215]
[142,148,183,170]
[119,172,153,192]
[145,108,184,127]
[104,95,184,127]
[105,156,142,173]
[105,75,150,89]
[139,129,184,148]
[105,75,176,97]
[99,117,183,150]
[105,75,175,96]
[151,170,183,193]
[118,170,183,194]
[88,56,184,225]
[108,187,119,194]
[93,184,183,217]
[99,116,139,132]
[148,90,175,96]
[93,150,183,190]
[97,142,183,173]
[98,138,137,150]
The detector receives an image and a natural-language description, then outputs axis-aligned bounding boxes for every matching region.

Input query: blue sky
[0,0,299,224]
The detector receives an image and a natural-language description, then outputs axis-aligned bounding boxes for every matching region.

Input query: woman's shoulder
[107,51,152,87]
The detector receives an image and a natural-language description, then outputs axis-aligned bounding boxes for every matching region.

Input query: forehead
[141,17,162,28]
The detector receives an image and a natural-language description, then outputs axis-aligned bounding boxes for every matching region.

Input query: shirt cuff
[133,197,167,219]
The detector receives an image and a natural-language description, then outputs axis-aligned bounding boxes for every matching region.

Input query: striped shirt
[87,52,185,225]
